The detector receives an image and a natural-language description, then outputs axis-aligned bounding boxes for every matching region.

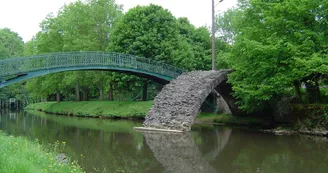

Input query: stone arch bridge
[0,52,235,131]
[142,70,235,132]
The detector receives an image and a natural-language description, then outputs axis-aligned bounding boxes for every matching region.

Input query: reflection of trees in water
[2,111,328,173]
[143,131,218,173]
[211,130,328,173]
[0,111,163,173]
[0,112,233,173]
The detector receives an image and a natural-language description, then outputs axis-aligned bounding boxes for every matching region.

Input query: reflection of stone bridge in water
[0,110,233,173]
[0,52,236,130]
[142,128,232,173]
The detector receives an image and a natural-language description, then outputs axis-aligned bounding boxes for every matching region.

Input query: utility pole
[212,0,223,70]
[211,0,216,70]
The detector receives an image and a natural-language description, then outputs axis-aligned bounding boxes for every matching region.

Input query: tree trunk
[293,80,302,103]
[75,81,80,101]
[99,81,104,101]
[99,87,104,101]
[108,83,114,101]
[41,97,47,102]
[142,81,148,101]
[56,89,61,102]
[82,88,89,101]
[315,79,322,103]
[305,79,321,103]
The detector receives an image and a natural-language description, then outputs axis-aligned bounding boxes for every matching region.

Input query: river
[0,110,327,173]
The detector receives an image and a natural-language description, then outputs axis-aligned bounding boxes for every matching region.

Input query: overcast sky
[0,0,237,42]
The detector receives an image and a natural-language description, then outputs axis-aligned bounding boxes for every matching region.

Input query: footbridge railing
[0,52,185,85]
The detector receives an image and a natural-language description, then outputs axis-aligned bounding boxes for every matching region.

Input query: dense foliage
[0,28,25,101]
[0,28,24,59]
[0,1,215,104]
[24,0,124,102]
[2,0,328,116]
[216,0,328,112]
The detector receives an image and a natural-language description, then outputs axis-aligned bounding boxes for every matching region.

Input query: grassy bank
[26,110,142,133]
[26,101,267,126]
[25,101,153,119]
[0,131,83,173]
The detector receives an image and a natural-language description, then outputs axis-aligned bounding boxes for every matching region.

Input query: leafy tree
[0,44,9,59]
[216,8,242,44]
[0,28,24,58]
[24,0,123,101]
[0,28,25,101]
[108,4,214,100]
[109,4,186,64]
[177,18,212,70]
[108,4,192,100]
[57,0,122,51]
[224,0,328,112]
[24,37,38,56]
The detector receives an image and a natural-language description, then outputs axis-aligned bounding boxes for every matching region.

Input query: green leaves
[0,44,9,59]
[0,28,24,59]
[219,0,328,112]
[22,0,123,101]
[109,4,179,62]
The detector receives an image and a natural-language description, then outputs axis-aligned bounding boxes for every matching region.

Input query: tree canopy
[16,1,215,103]
[216,0,328,112]
[0,28,24,59]
[109,4,184,63]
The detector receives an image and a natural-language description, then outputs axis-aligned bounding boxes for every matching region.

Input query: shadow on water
[1,109,328,173]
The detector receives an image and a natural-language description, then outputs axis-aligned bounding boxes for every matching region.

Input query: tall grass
[0,131,83,173]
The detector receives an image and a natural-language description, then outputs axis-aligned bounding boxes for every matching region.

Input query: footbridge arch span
[0,51,184,88]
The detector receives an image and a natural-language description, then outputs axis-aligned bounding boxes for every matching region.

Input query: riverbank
[25,101,262,123]
[0,131,83,173]
[197,113,328,137]
[25,101,153,119]
[25,102,328,137]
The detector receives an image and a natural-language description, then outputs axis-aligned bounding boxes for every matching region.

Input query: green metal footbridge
[0,51,185,88]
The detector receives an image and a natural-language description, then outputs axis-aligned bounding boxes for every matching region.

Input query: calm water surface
[0,110,328,173]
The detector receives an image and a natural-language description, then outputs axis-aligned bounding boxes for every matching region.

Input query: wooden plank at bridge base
[133,127,184,133]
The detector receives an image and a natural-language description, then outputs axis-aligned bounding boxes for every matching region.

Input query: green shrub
[292,104,328,129]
